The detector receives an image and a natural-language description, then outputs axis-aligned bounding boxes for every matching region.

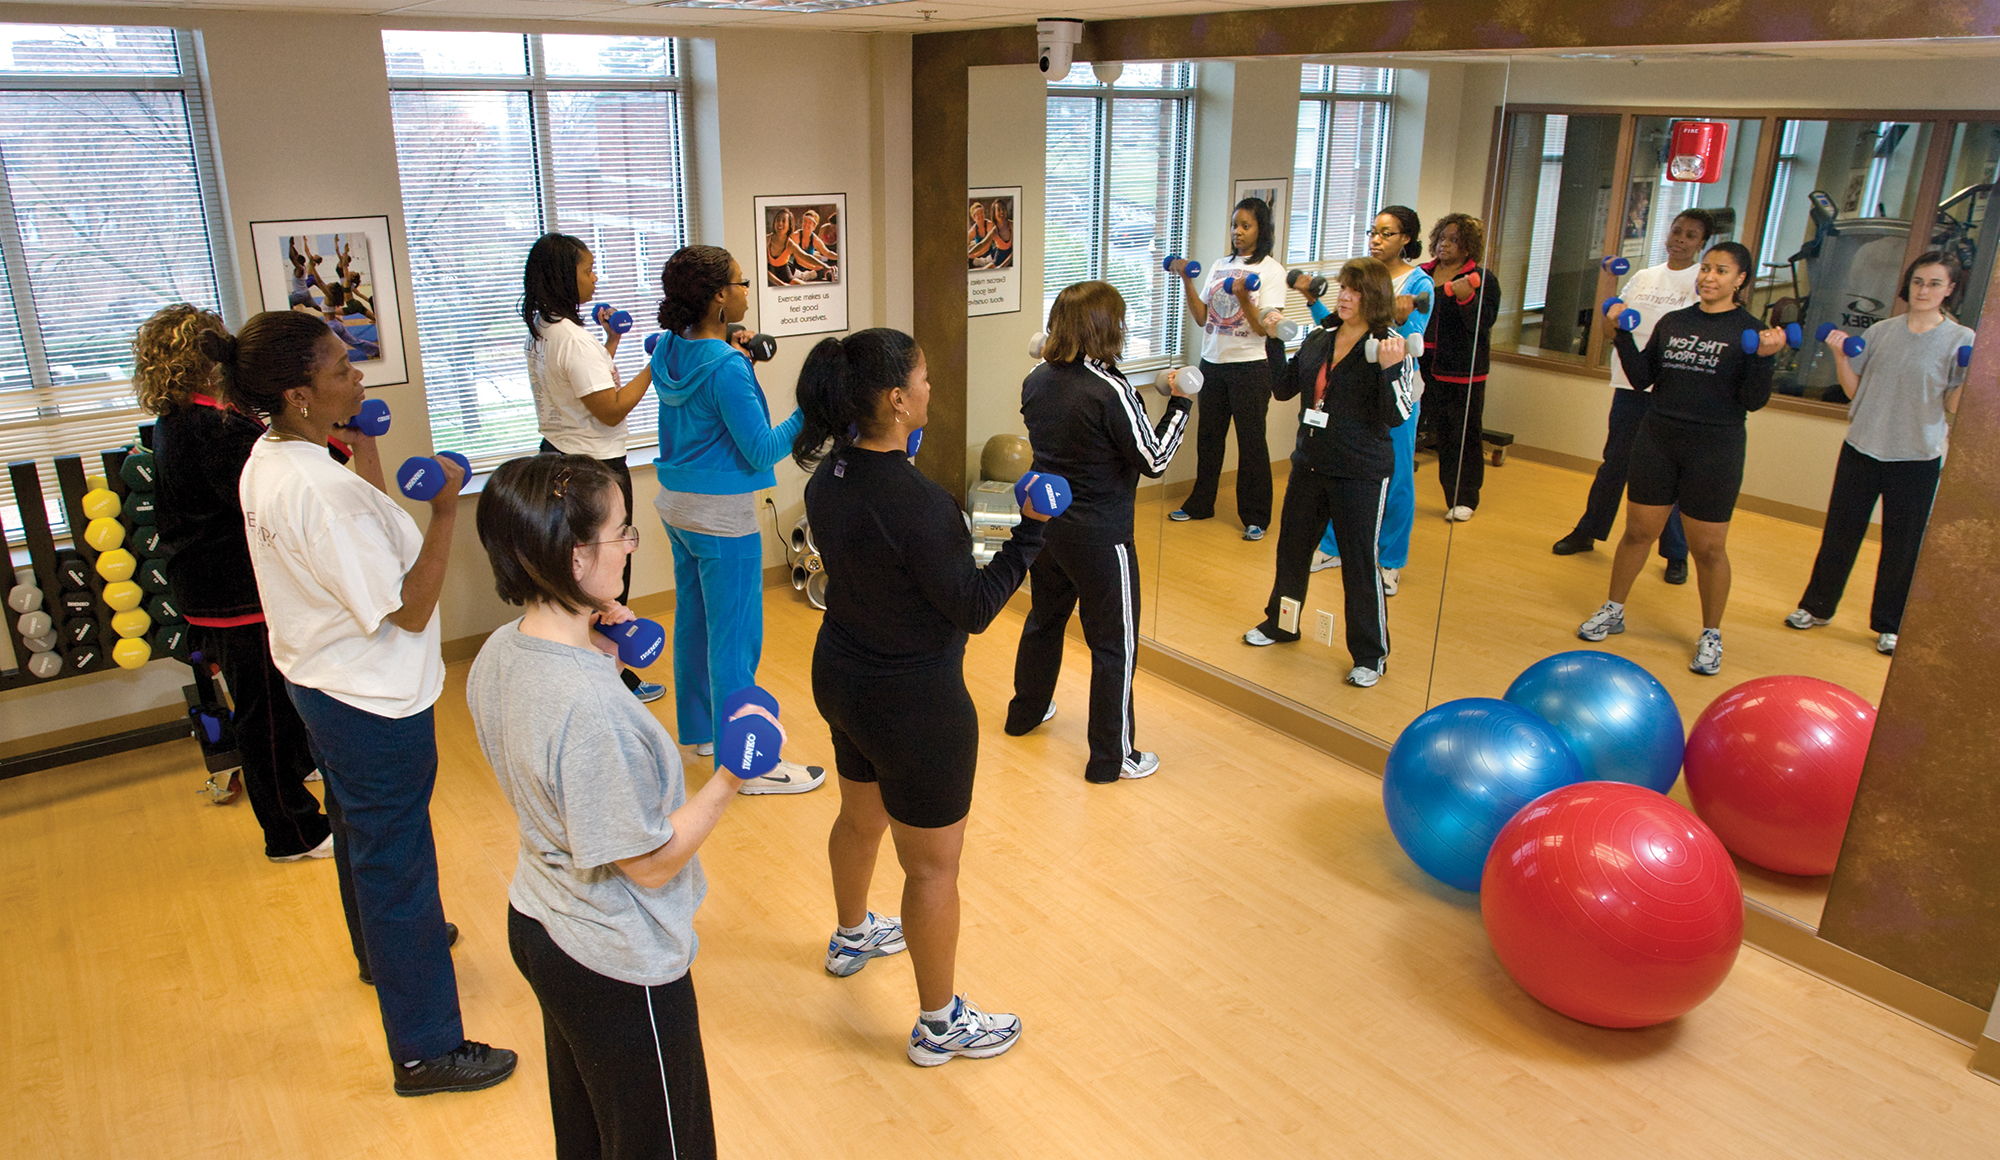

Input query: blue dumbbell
[1601,298,1640,332]
[906,427,923,460]
[594,617,665,668]
[1600,255,1630,275]
[1740,323,1804,354]
[1816,323,1865,358]
[338,397,391,437]
[1222,272,1262,294]
[717,684,784,779]
[1012,471,1073,518]
[1959,344,1973,368]
[1164,255,1202,280]
[592,303,633,334]
[396,450,471,500]
[645,332,661,356]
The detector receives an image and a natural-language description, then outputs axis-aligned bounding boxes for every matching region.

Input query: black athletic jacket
[1267,328,1411,480]
[1020,358,1191,547]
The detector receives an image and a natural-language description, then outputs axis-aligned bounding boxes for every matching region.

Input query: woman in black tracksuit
[1421,213,1502,521]
[800,328,1050,1066]
[1244,258,1413,688]
[1005,280,1194,783]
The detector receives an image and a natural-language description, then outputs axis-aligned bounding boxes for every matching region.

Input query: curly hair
[1430,213,1486,267]
[133,304,229,417]
[657,245,736,335]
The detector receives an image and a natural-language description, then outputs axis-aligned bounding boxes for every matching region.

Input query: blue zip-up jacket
[650,331,804,495]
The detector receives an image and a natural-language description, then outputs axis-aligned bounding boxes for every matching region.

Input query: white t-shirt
[529,317,625,459]
[240,437,444,718]
[1609,261,1701,389]
[1199,254,1290,364]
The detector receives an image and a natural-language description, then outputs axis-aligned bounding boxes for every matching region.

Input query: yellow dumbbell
[95,548,137,583]
[84,516,126,553]
[112,636,153,670]
[81,487,122,521]
[111,607,152,639]
[86,473,108,492]
[102,580,144,612]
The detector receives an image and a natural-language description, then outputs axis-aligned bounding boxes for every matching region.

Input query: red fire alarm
[1668,121,1729,183]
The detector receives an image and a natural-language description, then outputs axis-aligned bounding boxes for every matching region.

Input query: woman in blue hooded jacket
[649,245,823,794]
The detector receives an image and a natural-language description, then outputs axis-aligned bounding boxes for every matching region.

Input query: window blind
[1290,65,1395,265]
[1522,115,1569,313]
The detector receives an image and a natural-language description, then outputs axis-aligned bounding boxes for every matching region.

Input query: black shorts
[1626,414,1746,524]
[811,649,978,829]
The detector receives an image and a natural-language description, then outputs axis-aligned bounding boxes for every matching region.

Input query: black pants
[1261,467,1390,671]
[814,653,979,829]
[1799,443,1942,635]
[1007,538,1141,783]
[543,440,641,691]
[1573,388,1687,560]
[195,621,330,858]
[509,909,716,1160]
[1430,374,1487,511]
[1179,359,1273,528]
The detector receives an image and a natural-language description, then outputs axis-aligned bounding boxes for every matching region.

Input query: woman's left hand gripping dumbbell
[396,450,470,507]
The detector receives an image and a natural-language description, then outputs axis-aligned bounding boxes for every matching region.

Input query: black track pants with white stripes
[1007,538,1141,783]
[509,908,716,1160]
[1259,468,1391,673]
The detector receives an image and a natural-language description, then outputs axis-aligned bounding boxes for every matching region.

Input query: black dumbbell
[120,449,157,491]
[63,617,102,647]
[1287,269,1328,299]
[66,642,102,671]
[137,558,172,593]
[56,551,90,591]
[726,323,777,362]
[127,493,157,525]
[147,593,184,625]
[59,590,95,618]
[132,525,165,558]
[154,622,191,661]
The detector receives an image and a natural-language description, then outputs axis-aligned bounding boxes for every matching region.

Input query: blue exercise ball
[1504,651,1684,794]
[1382,698,1585,891]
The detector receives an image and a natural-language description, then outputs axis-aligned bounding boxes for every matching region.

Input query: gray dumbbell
[18,610,53,638]
[28,651,62,678]
[8,583,42,614]
[1363,333,1426,364]
[1153,365,1205,397]
[1028,331,1047,359]
[24,630,58,653]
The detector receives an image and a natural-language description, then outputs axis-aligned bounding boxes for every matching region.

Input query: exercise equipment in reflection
[1503,651,1685,794]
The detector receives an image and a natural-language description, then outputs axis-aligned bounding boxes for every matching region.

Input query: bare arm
[1182,271,1208,326]
[578,365,653,427]
[384,457,462,633]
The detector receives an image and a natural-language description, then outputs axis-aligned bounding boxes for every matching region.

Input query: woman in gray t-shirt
[1787,252,1974,655]
[468,453,766,1160]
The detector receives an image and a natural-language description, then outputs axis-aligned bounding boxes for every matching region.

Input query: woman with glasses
[650,245,823,793]
[470,454,757,1159]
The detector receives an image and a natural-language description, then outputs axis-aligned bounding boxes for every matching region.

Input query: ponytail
[791,328,920,470]
[203,310,330,420]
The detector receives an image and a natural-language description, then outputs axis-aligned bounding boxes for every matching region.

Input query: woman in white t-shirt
[220,310,516,1098]
[1169,196,1289,539]
[522,232,661,702]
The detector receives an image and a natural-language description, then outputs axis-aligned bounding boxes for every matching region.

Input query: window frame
[1290,65,1396,265]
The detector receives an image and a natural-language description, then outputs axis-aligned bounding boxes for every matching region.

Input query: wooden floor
[6,593,1998,1158]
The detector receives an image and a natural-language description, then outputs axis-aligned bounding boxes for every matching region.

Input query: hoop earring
[300,404,310,419]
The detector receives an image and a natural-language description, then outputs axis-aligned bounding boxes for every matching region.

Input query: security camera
[1037,18,1083,77]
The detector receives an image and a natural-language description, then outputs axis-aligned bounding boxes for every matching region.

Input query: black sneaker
[1551,532,1595,556]
[360,922,458,986]
[394,1040,518,1097]
[1663,558,1689,585]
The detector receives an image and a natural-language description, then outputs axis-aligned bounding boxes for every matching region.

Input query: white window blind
[1522,115,1569,312]
[1043,62,1194,370]
[385,32,688,468]
[0,25,232,541]
[1289,65,1394,266]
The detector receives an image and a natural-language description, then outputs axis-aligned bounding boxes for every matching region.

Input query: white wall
[963,64,1045,486]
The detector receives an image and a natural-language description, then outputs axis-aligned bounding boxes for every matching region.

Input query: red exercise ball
[1482,782,1743,1028]
[1682,675,1876,876]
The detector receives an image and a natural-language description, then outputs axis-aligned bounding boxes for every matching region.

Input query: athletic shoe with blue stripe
[907,995,1022,1067]
[825,911,907,977]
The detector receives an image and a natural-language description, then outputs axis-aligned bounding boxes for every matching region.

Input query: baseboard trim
[0,703,186,762]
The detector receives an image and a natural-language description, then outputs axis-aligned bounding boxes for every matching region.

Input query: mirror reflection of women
[1170,196,1289,539]
[1421,213,1501,522]
[1579,242,1774,676]
[1785,252,1974,656]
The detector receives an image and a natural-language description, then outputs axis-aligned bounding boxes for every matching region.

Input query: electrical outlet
[1314,610,1336,646]
[1278,597,1300,634]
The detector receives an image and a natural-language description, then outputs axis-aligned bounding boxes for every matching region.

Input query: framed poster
[968,185,1021,316]
[1234,177,1289,261]
[756,193,848,338]
[248,215,407,387]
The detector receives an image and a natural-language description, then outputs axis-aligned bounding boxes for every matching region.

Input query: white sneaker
[268,833,335,863]
[694,742,715,757]
[1877,632,1898,655]
[825,911,906,977]
[1346,667,1380,688]
[1040,701,1057,724]
[1578,601,1625,642]
[1243,628,1277,646]
[907,995,1022,1067]
[1310,551,1341,573]
[1785,608,1830,630]
[1121,751,1159,779]
[1690,628,1724,675]
[1380,567,1400,596]
[1446,505,1475,522]
[304,769,323,783]
[740,759,825,795]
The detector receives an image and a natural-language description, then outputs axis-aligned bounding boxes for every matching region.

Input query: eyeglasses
[1367,228,1405,239]
[583,524,639,548]
[727,280,750,289]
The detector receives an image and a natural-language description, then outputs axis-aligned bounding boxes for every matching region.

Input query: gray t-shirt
[1845,316,1974,461]
[467,620,705,986]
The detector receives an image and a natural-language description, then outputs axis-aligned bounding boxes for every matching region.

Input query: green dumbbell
[127,494,157,525]
[132,526,165,558]
[153,621,191,661]
[120,449,158,491]
[137,558,172,594]
[146,593,185,625]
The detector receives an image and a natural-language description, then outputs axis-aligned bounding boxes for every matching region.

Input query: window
[1044,62,1196,369]
[0,24,233,539]
[384,32,689,466]
[1288,65,1394,265]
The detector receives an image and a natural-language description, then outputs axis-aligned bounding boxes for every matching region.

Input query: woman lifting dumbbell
[220,310,516,1096]
[1245,258,1412,687]
[138,303,334,864]
[1006,281,1192,781]
[1578,242,1775,676]
[795,328,1053,1065]
[1169,196,1289,538]
[650,244,824,793]
[469,454,760,1157]
[1422,213,1501,522]
[521,232,663,703]
[1785,251,1975,657]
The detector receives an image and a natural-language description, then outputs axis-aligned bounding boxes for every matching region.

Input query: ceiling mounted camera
[1037,18,1083,77]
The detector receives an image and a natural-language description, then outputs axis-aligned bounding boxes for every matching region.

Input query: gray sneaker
[1578,602,1625,642]
[1785,608,1830,630]
[1877,632,1898,655]
[1121,751,1159,779]
[1690,628,1724,675]
[825,911,907,977]
[1346,666,1380,688]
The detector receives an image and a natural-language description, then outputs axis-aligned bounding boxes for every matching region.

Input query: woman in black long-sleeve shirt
[1578,241,1776,675]
[798,328,1051,1067]
[1245,257,1413,687]
[1422,213,1502,520]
